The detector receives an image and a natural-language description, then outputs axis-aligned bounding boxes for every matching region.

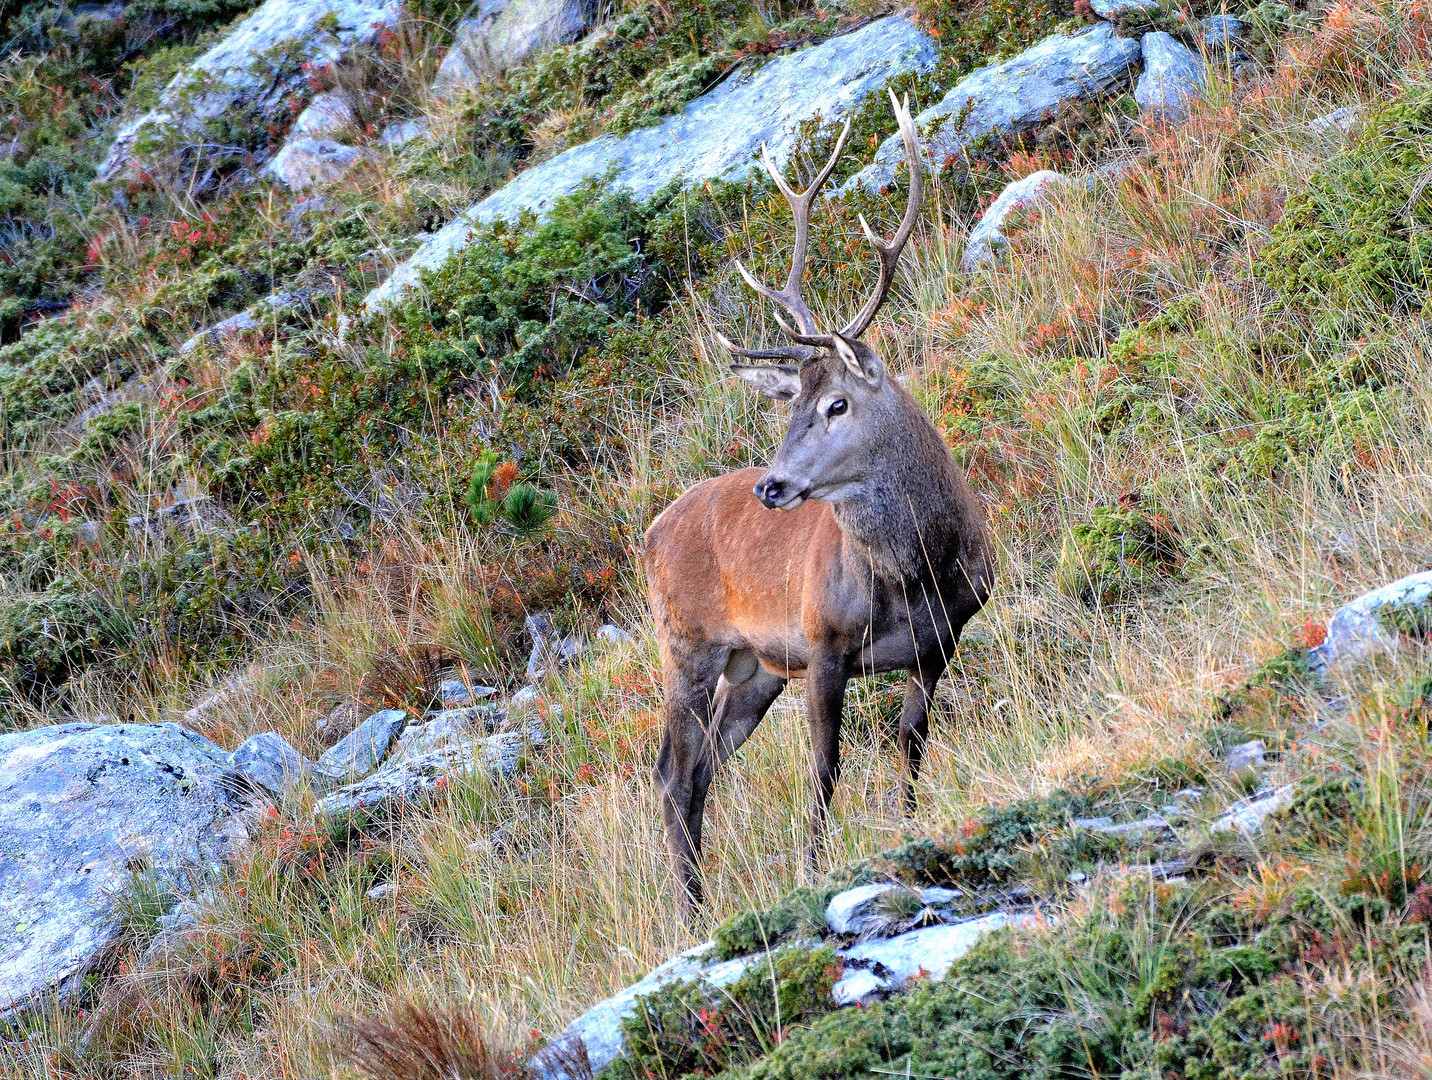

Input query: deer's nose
[755,476,785,509]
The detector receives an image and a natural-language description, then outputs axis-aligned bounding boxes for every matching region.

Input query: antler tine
[714,330,821,365]
[732,119,853,340]
[838,90,923,340]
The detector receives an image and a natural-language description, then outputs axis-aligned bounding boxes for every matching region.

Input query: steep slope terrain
[2,0,1432,1077]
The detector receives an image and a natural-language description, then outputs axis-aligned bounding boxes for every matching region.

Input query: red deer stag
[645,93,993,911]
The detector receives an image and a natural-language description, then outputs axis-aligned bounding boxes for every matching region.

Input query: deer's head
[721,93,922,512]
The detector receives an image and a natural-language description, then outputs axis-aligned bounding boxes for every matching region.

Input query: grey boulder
[0,723,242,1018]
[96,0,402,181]
[433,0,598,96]
[1310,570,1432,672]
[263,138,374,190]
[363,16,938,311]
[1203,15,1245,51]
[1135,32,1204,123]
[847,24,1140,193]
[313,708,407,786]
[227,731,311,795]
[291,91,357,138]
[961,169,1064,270]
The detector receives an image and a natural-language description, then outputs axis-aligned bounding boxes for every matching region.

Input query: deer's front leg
[805,650,849,871]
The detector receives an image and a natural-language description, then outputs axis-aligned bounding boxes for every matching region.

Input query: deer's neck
[831,393,965,584]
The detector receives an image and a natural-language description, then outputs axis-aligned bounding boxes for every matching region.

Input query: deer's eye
[827,399,848,417]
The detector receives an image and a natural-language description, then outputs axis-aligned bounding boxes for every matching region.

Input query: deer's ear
[832,335,884,388]
[731,364,802,401]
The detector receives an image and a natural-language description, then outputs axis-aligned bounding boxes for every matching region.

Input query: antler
[718,91,923,364]
[718,117,851,363]
[838,90,923,340]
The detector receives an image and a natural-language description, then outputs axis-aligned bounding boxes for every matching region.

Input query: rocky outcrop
[1310,570,1432,672]
[0,723,246,1018]
[362,15,938,311]
[847,24,1141,193]
[96,0,402,182]
[1213,785,1295,835]
[313,727,539,821]
[433,0,598,97]
[961,169,1065,270]
[1089,0,1157,16]
[1135,32,1204,123]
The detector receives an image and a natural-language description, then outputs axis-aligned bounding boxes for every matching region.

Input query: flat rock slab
[97,0,402,181]
[833,912,1037,1004]
[961,168,1065,269]
[363,16,937,311]
[0,723,241,1017]
[847,24,1141,192]
[1310,569,1432,672]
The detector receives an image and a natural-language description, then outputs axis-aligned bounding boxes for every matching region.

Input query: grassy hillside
[4,0,1432,1076]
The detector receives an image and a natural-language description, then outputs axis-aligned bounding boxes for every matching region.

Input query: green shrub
[1057,504,1185,605]
[1258,87,1432,322]
[605,944,842,1080]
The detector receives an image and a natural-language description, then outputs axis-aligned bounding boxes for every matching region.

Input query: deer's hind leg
[689,658,787,830]
[898,656,947,814]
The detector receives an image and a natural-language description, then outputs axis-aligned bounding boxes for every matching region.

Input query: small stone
[1308,106,1360,135]
[366,881,399,901]
[226,731,311,795]
[510,685,543,713]
[75,520,104,548]
[439,679,498,708]
[378,118,428,148]
[313,709,407,787]
[595,624,634,645]
[1225,739,1265,774]
[961,170,1064,271]
[831,968,888,1006]
[919,887,962,906]
[1067,870,1088,884]
[825,882,902,934]
[1072,816,1114,830]
[1135,32,1205,124]
[1203,14,1245,50]
[432,0,598,97]
[1310,570,1432,672]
